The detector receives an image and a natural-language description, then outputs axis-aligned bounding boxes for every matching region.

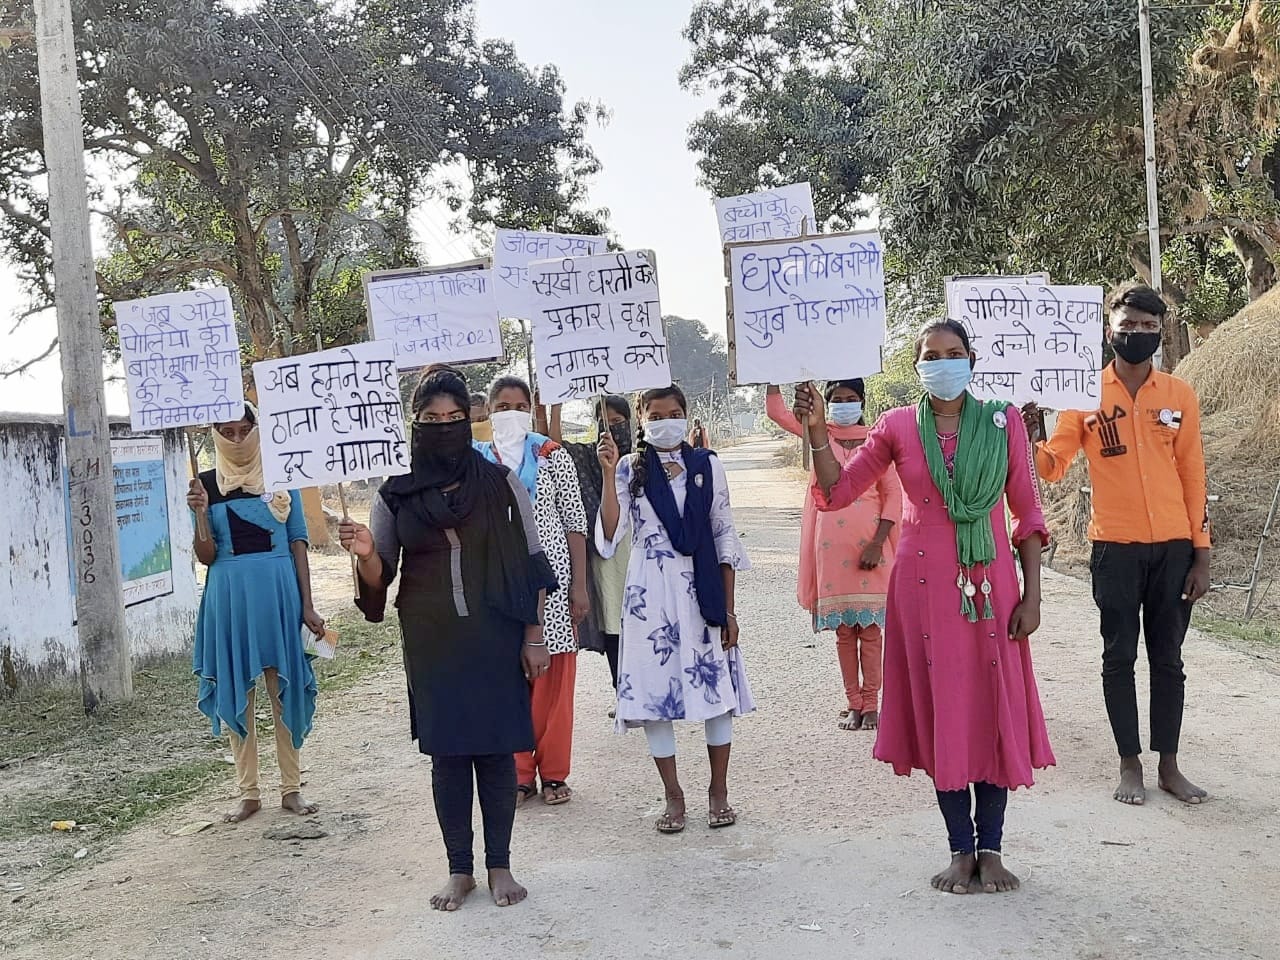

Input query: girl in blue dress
[188,404,325,823]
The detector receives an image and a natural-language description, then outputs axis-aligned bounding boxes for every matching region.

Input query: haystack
[1041,286,1280,613]
[1174,286,1280,600]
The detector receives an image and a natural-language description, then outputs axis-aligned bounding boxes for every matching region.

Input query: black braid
[629,401,649,499]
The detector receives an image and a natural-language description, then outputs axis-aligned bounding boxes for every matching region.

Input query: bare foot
[931,853,976,894]
[430,874,476,912]
[838,710,862,731]
[656,792,686,833]
[1114,758,1146,805]
[860,710,879,731]
[281,792,319,815]
[488,868,527,907]
[975,851,1020,893]
[1158,757,1208,805]
[223,798,260,823]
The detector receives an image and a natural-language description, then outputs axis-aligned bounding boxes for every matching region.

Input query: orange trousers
[835,624,883,713]
[515,651,577,785]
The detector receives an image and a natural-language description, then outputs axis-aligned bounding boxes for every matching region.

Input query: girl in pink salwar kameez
[797,321,1055,897]
[766,381,902,731]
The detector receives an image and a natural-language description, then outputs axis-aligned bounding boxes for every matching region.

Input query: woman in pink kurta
[798,321,1054,897]
[766,382,902,730]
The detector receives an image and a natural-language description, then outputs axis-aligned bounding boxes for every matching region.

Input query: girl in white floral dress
[597,385,754,834]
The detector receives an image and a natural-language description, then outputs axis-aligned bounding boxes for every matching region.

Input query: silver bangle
[810,441,830,453]
[524,640,548,647]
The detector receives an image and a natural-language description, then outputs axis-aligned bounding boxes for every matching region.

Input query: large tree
[683,0,1280,363]
[0,0,607,364]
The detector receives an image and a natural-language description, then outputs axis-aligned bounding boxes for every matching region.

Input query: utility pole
[35,0,132,710]
[1138,0,1172,369]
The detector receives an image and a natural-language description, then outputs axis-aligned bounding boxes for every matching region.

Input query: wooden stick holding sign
[186,431,210,542]
[336,481,360,600]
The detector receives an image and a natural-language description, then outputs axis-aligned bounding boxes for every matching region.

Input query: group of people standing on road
[187,281,1212,909]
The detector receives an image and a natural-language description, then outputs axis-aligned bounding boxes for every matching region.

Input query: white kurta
[597,451,755,728]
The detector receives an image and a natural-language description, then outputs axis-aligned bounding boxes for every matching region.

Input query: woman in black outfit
[339,367,556,912]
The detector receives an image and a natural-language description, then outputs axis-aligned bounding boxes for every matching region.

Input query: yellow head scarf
[212,406,292,523]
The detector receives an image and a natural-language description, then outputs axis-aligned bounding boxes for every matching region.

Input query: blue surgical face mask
[828,401,863,426]
[916,358,973,402]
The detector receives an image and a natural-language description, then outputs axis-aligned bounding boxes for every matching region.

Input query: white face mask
[644,417,687,450]
[489,409,531,466]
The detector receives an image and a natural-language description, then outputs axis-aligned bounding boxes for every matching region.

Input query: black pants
[430,754,516,875]
[1091,540,1194,758]
[936,782,1007,855]
[604,633,620,689]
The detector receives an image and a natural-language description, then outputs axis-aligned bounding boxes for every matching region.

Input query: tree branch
[0,337,58,378]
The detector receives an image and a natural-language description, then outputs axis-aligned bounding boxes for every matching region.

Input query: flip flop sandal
[515,783,537,805]
[541,780,572,806]
[708,806,737,829]
[655,812,686,834]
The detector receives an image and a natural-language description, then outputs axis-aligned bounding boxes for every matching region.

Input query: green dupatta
[916,393,1010,621]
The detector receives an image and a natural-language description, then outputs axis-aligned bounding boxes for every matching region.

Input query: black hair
[469,392,488,408]
[411,365,469,416]
[1107,282,1168,319]
[630,385,688,498]
[488,375,532,405]
[914,319,973,360]
[602,394,631,421]
[824,378,866,402]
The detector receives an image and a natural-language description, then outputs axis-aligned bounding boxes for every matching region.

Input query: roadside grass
[1192,610,1280,648]
[0,614,399,883]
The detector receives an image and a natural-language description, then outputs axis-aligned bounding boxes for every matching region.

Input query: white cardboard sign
[494,229,606,319]
[253,340,409,492]
[951,281,1105,409]
[365,267,500,371]
[116,287,246,431]
[728,231,886,385]
[527,249,668,403]
[714,183,816,245]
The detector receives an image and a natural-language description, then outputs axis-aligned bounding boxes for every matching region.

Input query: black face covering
[1111,331,1161,365]
[610,421,633,457]
[410,420,473,486]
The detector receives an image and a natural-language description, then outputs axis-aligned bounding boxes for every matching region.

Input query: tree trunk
[1226,227,1277,301]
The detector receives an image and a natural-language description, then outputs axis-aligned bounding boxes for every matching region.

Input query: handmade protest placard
[945,274,1048,322]
[253,340,409,492]
[727,231,886,386]
[364,264,500,371]
[951,282,1104,409]
[494,229,606,319]
[714,183,815,245]
[115,287,245,431]
[527,249,668,403]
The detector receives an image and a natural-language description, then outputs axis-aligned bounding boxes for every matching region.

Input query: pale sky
[0,0,724,414]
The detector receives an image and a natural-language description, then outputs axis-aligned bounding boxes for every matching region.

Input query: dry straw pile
[1175,287,1280,596]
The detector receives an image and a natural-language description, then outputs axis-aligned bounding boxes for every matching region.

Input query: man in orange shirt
[1025,284,1210,807]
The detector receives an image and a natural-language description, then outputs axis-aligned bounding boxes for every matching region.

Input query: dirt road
[4,437,1277,959]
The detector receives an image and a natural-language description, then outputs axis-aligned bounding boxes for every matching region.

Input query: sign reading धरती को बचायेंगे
[527,249,670,404]
[727,231,887,386]
[493,228,607,320]
[63,435,173,612]
[252,340,410,493]
[714,182,816,245]
[115,287,246,431]
[364,264,502,372]
[948,280,1105,410]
